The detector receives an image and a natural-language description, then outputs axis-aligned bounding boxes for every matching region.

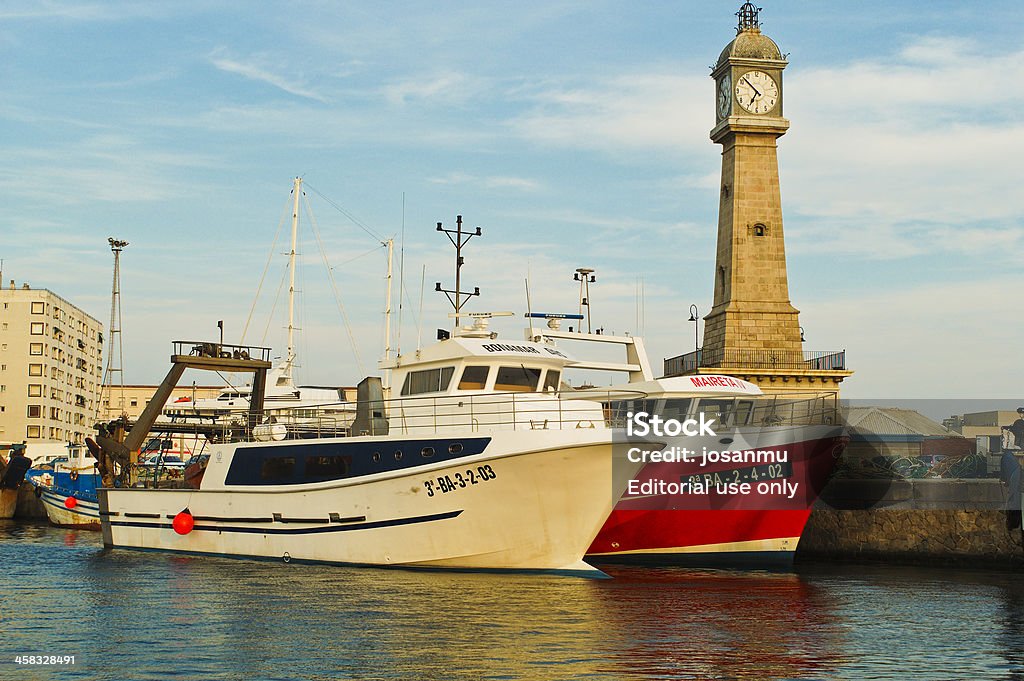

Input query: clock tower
[665,3,851,393]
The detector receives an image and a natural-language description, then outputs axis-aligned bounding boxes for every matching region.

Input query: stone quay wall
[798,478,1024,566]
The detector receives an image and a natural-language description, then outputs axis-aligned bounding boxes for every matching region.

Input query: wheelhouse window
[458,366,490,391]
[260,456,296,481]
[400,366,455,396]
[304,455,351,482]
[494,366,542,392]
[542,370,561,391]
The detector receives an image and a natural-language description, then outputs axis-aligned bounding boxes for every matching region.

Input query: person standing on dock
[0,442,31,490]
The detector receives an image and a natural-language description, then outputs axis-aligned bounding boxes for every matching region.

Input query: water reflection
[593,566,845,679]
[4,524,1024,680]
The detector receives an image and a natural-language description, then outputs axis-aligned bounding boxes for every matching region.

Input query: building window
[28,384,42,397]
[27,404,41,418]
[26,425,41,439]
[29,343,43,356]
[130,399,138,407]
[31,301,44,314]
[30,322,45,335]
[753,223,767,237]
[28,363,43,376]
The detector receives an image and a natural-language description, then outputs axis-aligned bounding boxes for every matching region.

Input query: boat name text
[481,343,567,358]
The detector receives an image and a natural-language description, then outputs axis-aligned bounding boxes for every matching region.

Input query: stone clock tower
[665,3,851,394]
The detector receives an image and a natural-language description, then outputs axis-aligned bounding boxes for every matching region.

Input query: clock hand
[743,78,761,98]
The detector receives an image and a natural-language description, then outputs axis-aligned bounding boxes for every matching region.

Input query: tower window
[753,223,767,237]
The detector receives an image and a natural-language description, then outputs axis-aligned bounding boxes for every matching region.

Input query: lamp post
[688,304,700,352]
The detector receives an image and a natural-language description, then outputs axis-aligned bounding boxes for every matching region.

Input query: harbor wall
[798,478,1024,566]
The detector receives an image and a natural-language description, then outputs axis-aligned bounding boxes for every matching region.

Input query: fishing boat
[519,316,845,566]
[95,331,642,575]
[26,444,102,529]
[93,201,646,575]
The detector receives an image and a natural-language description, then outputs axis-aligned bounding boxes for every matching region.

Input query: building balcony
[664,348,846,377]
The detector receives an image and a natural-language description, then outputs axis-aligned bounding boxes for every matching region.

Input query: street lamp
[688,304,700,351]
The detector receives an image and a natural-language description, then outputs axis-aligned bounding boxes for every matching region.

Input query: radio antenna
[434,215,482,330]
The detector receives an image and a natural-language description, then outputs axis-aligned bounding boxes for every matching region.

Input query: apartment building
[0,280,103,446]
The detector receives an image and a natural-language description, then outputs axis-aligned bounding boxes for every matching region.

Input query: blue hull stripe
[108,509,463,535]
[39,491,101,520]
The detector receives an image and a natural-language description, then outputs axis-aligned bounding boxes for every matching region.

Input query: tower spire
[736,2,762,33]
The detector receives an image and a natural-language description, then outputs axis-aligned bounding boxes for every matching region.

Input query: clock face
[717,75,732,119]
[735,70,779,115]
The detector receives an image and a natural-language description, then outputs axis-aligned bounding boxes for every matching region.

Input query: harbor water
[3,521,1024,680]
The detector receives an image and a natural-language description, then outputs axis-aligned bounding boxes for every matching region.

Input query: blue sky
[0,1,1019,398]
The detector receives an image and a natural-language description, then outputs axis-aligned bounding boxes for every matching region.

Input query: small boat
[26,444,102,529]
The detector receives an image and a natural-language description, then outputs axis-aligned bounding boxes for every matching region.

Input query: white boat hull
[101,431,627,575]
[39,488,101,529]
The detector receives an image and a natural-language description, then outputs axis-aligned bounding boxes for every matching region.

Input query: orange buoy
[172,509,194,535]
[64,496,78,509]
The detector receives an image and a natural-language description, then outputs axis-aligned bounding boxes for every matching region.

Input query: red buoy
[172,509,194,535]
[64,496,78,510]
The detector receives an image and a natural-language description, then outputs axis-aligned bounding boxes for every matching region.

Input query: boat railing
[146,390,841,445]
[663,348,847,375]
[173,340,272,362]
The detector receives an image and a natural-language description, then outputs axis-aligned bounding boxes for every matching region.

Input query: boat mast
[382,237,393,389]
[285,177,300,381]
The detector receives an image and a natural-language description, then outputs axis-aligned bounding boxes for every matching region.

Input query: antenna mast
[434,215,482,329]
[574,267,596,334]
[101,237,128,417]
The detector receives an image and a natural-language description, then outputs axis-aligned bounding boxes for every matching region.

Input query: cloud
[381,72,483,106]
[508,72,710,154]
[427,172,540,191]
[800,274,1020,398]
[210,50,329,103]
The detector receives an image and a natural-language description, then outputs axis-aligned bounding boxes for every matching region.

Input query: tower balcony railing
[664,348,846,376]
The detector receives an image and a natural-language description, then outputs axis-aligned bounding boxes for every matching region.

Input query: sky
[0,1,1020,400]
